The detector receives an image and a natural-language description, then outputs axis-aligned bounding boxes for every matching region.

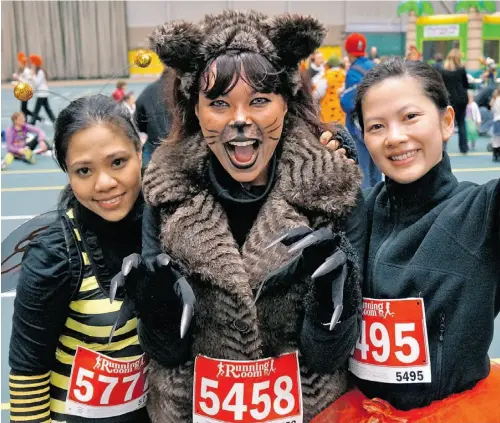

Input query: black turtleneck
[142,153,278,262]
[9,196,144,376]
[208,152,277,247]
[74,197,143,292]
[358,152,500,410]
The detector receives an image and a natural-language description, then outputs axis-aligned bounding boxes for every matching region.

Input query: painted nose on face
[230,120,252,132]
[95,171,118,192]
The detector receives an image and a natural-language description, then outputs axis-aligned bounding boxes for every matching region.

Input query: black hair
[354,57,450,133]
[53,94,142,209]
[167,51,327,142]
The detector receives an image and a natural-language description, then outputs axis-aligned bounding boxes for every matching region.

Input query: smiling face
[362,76,454,184]
[66,124,142,221]
[195,64,288,186]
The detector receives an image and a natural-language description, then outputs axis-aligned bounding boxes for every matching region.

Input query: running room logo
[362,301,395,319]
[215,359,276,379]
[93,355,145,374]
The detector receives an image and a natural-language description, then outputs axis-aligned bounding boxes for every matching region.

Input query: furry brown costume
[143,121,362,422]
[140,9,364,423]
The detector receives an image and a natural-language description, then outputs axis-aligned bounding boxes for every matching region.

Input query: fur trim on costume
[142,121,362,423]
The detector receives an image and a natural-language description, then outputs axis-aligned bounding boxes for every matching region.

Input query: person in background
[122,92,136,116]
[432,53,444,71]
[440,48,469,154]
[319,56,347,125]
[112,81,127,102]
[490,88,500,161]
[28,54,56,125]
[134,68,172,169]
[369,46,379,61]
[12,52,35,120]
[308,51,325,80]
[2,112,47,170]
[465,90,481,150]
[482,58,498,87]
[475,84,496,136]
[406,45,422,61]
[340,33,380,189]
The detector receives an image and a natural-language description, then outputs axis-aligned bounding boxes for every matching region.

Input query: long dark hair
[53,94,142,210]
[354,57,450,133]
[164,51,329,143]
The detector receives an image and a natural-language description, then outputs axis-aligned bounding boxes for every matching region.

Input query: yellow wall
[318,45,342,61]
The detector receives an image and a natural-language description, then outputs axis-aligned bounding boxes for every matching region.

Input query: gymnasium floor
[1,81,499,419]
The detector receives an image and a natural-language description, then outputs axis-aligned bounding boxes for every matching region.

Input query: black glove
[109,253,195,343]
[259,226,349,331]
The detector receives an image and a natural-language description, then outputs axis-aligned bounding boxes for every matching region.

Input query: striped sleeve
[9,371,51,422]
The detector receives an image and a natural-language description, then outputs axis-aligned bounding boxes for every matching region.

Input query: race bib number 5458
[193,352,303,423]
[65,347,149,418]
[349,298,431,384]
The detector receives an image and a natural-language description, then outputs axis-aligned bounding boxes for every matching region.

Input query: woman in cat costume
[111,10,366,423]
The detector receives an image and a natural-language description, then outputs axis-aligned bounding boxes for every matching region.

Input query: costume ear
[148,21,203,74]
[266,14,326,67]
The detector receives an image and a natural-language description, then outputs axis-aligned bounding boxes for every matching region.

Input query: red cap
[344,33,367,57]
[29,54,43,67]
[17,52,27,65]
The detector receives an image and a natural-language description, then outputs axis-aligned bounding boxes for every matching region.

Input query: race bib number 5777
[349,298,431,384]
[193,352,303,423]
[65,347,149,418]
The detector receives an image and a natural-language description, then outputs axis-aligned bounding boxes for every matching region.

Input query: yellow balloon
[14,82,34,102]
[134,50,152,68]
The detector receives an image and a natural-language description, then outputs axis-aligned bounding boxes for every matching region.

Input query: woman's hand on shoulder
[320,130,355,164]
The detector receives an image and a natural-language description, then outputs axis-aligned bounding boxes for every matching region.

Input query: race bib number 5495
[65,347,149,418]
[193,352,303,423]
[349,298,431,384]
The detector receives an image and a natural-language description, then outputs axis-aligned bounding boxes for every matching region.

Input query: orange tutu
[312,362,500,423]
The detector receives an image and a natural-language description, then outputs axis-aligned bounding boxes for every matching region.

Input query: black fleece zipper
[435,312,446,399]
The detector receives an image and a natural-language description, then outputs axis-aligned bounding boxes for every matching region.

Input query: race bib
[349,298,431,384]
[193,351,303,423]
[65,347,149,418]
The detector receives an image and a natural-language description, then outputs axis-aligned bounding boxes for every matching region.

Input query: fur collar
[143,120,362,219]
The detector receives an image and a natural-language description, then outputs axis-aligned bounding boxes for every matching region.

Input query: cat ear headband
[148,9,326,97]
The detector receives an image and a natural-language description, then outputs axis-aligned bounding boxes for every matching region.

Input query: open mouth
[223,139,261,169]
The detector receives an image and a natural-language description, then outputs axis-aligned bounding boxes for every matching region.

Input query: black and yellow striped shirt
[9,204,148,423]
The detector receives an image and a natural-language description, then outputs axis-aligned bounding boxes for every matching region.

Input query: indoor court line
[1,186,64,192]
[1,169,62,175]
[1,215,36,220]
[452,167,500,172]
[448,152,493,157]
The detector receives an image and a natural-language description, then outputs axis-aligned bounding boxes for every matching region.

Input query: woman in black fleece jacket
[315,57,500,423]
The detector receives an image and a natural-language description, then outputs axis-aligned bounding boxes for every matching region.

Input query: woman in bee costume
[8,95,151,423]
[111,10,366,423]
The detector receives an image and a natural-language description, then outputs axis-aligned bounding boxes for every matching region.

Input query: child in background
[465,90,481,150]
[491,88,500,161]
[112,81,127,102]
[12,52,35,120]
[122,92,136,116]
[2,112,48,169]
